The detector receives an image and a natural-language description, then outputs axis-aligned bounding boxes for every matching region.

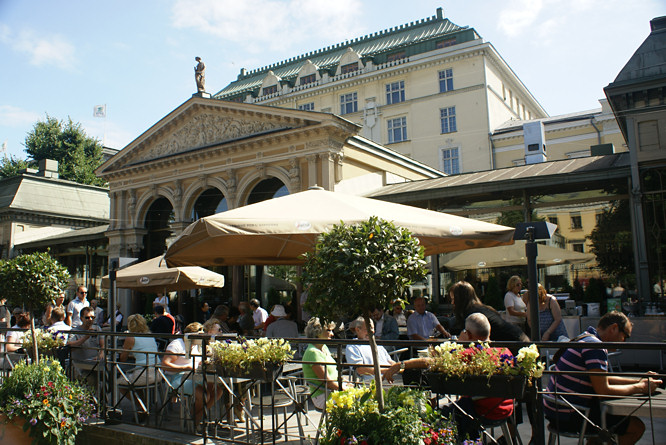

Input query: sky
[0,0,663,159]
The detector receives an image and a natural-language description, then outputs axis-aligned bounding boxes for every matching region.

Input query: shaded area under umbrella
[165,189,515,267]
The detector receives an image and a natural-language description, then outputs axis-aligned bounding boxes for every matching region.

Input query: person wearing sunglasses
[544,311,662,445]
[66,285,90,328]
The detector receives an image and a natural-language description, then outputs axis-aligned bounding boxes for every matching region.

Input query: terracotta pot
[0,415,33,445]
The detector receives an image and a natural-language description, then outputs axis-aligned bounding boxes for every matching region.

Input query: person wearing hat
[266,304,298,338]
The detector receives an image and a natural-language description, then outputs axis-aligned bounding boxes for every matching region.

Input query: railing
[1,328,664,444]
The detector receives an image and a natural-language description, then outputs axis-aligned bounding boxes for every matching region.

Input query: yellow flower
[43,399,49,406]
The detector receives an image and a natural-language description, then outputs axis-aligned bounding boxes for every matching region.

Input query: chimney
[436,7,443,19]
[523,121,547,164]
[37,159,59,179]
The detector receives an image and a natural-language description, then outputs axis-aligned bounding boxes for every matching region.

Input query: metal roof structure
[368,153,631,213]
[215,8,475,99]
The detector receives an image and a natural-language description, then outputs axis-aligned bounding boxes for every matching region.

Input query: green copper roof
[215,11,476,99]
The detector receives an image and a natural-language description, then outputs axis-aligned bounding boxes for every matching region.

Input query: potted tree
[302,216,427,409]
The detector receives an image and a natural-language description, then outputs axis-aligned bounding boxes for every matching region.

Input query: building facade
[214,8,548,174]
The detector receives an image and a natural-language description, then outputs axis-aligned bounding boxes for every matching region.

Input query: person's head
[90,299,98,309]
[350,316,372,340]
[392,299,404,314]
[203,319,221,335]
[201,302,209,312]
[184,322,203,334]
[80,306,95,328]
[506,276,522,293]
[239,302,249,314]
[597,311,632,343]
[55,293,65,305]
[127,314,150,333]
[76,286,88,301]
[304,317,335,340]
[155,305,165,316]
[16,312,31,328]
[51,307,66,322]
[249,299,260,310]
[461,313,491,341]
[271,304,287,319]
[450,281,483,321]
[413,296,427,314]
[213,305,230,321]
[537,284,548,304]
[371,307,384,321]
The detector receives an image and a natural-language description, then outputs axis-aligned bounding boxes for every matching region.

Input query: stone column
[306,155,318,187]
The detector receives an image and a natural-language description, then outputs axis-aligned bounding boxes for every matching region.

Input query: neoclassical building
[96,95,442,285]
[214,7,548,173]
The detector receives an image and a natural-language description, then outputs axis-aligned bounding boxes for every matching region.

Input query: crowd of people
[1,277,660,444]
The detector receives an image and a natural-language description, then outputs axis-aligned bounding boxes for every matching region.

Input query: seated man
[345,316,395,382]
[407,296,450,340]
[68,307,105,386]
[265,305,298,339]
[544,311,662,445]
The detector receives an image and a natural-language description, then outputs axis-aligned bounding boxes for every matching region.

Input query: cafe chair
[542,393,615,445]
[116,362,159,424]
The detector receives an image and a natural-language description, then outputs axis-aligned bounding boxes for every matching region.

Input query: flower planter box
[215,363,282,382]
[425,373,527,399]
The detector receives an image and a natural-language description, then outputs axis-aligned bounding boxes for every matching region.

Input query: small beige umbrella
[165,189,515,267]
[101,256,225,292]
[440,240,595,271]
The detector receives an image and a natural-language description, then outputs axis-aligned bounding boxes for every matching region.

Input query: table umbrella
[164,189,515,267]
[101,256,225,292]
[440,240,595,271]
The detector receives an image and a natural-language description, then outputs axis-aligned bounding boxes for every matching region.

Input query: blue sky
[0,0,663,159]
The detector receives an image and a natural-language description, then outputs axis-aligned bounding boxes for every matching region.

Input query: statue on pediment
[195,57,206,93]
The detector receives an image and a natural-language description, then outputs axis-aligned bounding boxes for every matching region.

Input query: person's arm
[435,323,451,338]
[590,371,662,396]
[505,293,526,317]
[310,364,339,391]
[97,335,105,360]
[543,297,563,341]
[5,333,22,352]
[383,317,400,341]
[384,357,431,383]
[68,333,90,347]
[118,336,134,362]
[161,353,193,372]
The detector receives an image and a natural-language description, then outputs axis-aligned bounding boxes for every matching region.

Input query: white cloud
[0,25,75,69]
[171,0,363,53]
[0,105,41,127]
[497,0,545,37]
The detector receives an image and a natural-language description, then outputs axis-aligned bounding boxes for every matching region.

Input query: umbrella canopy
[165,189,515,267]
[101,256,225,292]
[440,240,595,271]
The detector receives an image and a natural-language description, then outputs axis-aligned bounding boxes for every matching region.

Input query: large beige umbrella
[440,240,595,271]
[101,256,225,292]
[165,189,515,267]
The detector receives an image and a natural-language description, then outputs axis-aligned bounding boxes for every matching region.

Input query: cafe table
[601,390,666,435]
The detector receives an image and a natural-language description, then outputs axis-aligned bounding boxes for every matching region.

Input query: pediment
[99,98,323,174]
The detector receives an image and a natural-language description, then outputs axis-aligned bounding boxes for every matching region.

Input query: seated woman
[302,317,348,409]
[119,314,158,386]
[526,284,568,341]
[6,312,31,352]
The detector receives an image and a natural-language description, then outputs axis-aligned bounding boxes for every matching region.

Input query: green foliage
[0,155,32,178]
[483,274,503,311]
[571,279,584,301]
[321,385,456,445]
[588,200,633,277]
[495,198,544,228]
[302,217,427,322]
[584,277,607,303]
[0,252,70,312]
[23,115,105,186]
[0,359,95,445]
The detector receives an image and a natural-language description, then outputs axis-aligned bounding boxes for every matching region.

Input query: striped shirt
[544,327,608,418]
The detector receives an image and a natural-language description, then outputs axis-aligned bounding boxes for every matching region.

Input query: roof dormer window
[336,47,362,76]
[262,85,278,96]
[341,62,359,74]
[300,74,316,85]
[260,70,281,96]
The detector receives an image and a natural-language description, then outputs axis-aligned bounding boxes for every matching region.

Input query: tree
[302,217,428,410]
[0,155,31,179]
[0,252,70,362]
[22,115,105,186]
[495,197,544,227]
[588,200,634,279]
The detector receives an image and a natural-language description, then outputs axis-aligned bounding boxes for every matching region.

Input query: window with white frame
[298,102,315,111]
[340,92,358,115]
[440,107,457,134]
[386,80,405,105]
[440,147,460,175]
[387,117,407,143]
[439,69,453,93]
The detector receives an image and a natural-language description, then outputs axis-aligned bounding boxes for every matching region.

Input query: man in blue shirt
[406,296,450,340]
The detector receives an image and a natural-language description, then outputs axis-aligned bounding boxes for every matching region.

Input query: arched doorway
[246,178,292,310]
[191,188,228,221]
[143,197,174,260]
[247,177,289,205]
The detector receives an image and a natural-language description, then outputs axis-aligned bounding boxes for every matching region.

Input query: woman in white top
[153,293,170,314]
[503,275,527,329]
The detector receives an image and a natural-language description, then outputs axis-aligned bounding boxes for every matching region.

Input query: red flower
[360,441,368,445]
[47,381,54,388]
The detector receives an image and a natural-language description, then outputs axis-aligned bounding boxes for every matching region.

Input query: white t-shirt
[164,338,201,373]
[504,291,526,324]
[253,307,268,328]
[67,297,90,327]
[153,295,170,314]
